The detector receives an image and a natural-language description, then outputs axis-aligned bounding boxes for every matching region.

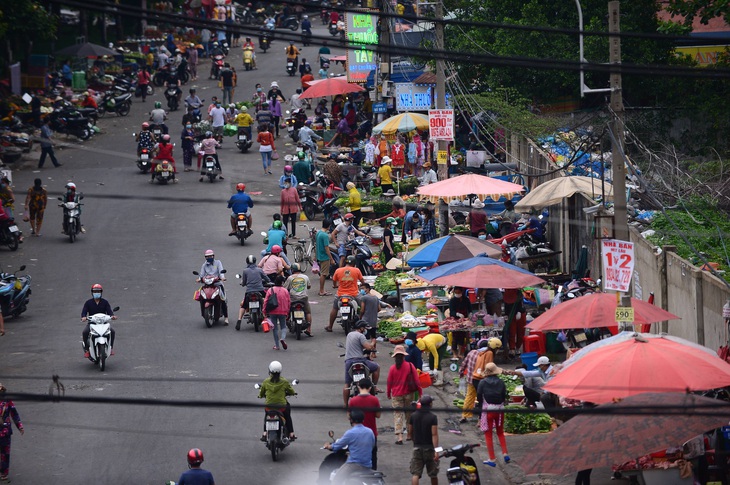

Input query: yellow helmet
[488,337,502,350]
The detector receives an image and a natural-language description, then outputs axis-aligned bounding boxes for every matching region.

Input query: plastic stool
[523,334,546,355]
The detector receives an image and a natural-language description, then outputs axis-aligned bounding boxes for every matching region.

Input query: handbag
[406,363,420,393]
[271,150,280,161]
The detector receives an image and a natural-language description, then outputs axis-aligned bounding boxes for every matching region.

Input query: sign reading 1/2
[601,239,635,293]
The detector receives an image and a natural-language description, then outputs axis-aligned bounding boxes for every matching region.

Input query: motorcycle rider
[197,249,229,325]
[210,41,224,57]
[61,182,85,234]
[301,14,312,41]
[258,361,297,441]
[152,134,177,181]
[323,409,376,482]
[233,106,254,141]
[81,283,117,358]
[259,245,290,281]
[149,102,169,135]
[178,448,215,485]
[199,131,224,181]
[184,88,204,119]
[236,255,271,330]
[136,122,157,155]
[284,263,312,336]
[227,183,254,236]
[242,37,257,69]
[266,220,287,254]
[327,256,366,338]
[293,150,313,185]
[332,213,370,267]
[164,70,183,108]
[278,165,298,189]
[298,120,322,153]
[285,42,300,71]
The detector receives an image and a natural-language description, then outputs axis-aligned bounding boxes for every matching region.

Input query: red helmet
[204,249,215,257]
[284,165,293,173]
[142,122,150,129]
[344,213,354,221]
[162,134,170,142]
[91,283,103,292]
[271,245,283,254]
[187,448,204,467]
[236,183,246,192]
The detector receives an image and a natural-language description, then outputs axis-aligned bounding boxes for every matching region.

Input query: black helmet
[354,320,370,330]
[346,255,356,265]
[246,255,256,265]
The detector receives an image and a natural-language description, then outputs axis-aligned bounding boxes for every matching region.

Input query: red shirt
[349,394,381,437]
[156,143,174,160]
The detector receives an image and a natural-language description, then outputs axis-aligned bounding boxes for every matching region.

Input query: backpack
[471,350,494,381]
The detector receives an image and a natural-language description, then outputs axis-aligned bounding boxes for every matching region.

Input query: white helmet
[246,255,256,265]
[303,14,308,19]
[269,361,282,374]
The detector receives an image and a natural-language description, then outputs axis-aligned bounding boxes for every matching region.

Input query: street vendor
[504,355,554,408]
[402,210,421,241]
[448,287,472,319]
[376,195,405,224]
[404,331,423,370]
[380,217,397,263]
[377,157,394,194]
[416,332,447,370]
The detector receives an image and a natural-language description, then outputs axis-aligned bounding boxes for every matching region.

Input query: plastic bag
[271,150,279,161]
[458,377,467,396]
[311,261,320,274]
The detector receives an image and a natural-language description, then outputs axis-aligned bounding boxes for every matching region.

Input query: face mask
[478,235,487,240]
[405,339,414,347]
[206,257,214,263]
[359,289,366,295]
[186,124,192,129]
[284,183,291,189]
[92,292,102,299]
[454,292,463,298]
[257,88,262,92]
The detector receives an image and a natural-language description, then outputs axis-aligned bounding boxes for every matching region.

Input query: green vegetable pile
[378,320,403,339]
[504,405,552,434]
[374,270,398,294]
[498,375,521,395]
[370,186,383,197]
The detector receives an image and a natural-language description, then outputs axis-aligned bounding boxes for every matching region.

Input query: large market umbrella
[417,255,545,289]
[55,42,118,58]
[515,175,613,211]
[406,235,502,267]
[416,173,525,204]
[299,77,366,99]
[521,392,730,475]
[526,293,680,332]
[372,112,429,136]
[543,332,730,404]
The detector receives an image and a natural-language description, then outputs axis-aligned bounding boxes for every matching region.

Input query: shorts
[231,210,250,218]
[410,447,438,478]
[337,244,347,257]
[212,125,224,136]
[291,297,311,314]
[344,358,380,385]
[318,258,330,277]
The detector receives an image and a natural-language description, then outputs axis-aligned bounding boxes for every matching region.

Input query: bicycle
[292,224,317,272]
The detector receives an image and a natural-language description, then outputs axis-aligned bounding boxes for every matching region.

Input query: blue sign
[373,101,387,114]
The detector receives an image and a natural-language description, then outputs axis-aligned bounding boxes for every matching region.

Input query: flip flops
[318,292,332,296]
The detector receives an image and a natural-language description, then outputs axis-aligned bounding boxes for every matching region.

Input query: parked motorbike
[336,295,357,333]
[201,154,222,182]
[0,265,31,318]
[137,147,152,173]
[165,86,181,111]
[234,212,252,245]
[286,59,297,77]
[57,194,83,243]
[48,110,94,140]
[440,443,482,485]
[0,217,20,251]
[153,159,175,184]
[345,234,374,276]
[254,379,299,461]
[318,430,386,485]
[83,307,119,371]
[193,269,227,328]
[280,15,300,31]
[97,90,132,117]
[0,131,32,154]
[288,300,307,340]
[235,127,253,152]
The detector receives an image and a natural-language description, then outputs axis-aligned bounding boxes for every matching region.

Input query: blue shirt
[266,229,287,252]
[279,174,298,189]
[405,343,423,370]
[227,192,254,214]
[200,260,225,278]
[178,468,215,485]
[403,211,421,236]
[331,424,375,468]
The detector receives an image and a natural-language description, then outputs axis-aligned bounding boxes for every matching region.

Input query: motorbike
[185,99,205,121]
[0,217,20,251]
[345,234,374,276]
[201,154,222,182]
[149,123,165,140]
[57,194,83,243]
[97,90,132,117]
[165,86,181,111]
[260,35,271,53]
[239,284,266,332]
[0,265,31,318]
[234,212,252,245]
[221,41,230,56]
[193,269,227,328]
[286,59,297,77]
[440,443,482,485]
[83,307,119,372]
[288,300,307,340]
[0,131,32,155]
[285,109,307,140]
[48,109,94,140]
[280,15,300,31]
[329,20,339,36]
[235,127,253,152]
[152,65,174,87]
[137,147,152,173]
[242,5,254,24]
[210,55,225,79]
[318,430,386,485]
[255,379,299,461]
[320,9,329,25]
[153,159,175,184]
[302,29,312,46]
[243,48,255,71]
[336,295,357,333]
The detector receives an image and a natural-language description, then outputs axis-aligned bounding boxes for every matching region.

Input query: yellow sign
[615,306,635,323]
[437,150,448,165]
[675,45,729,66]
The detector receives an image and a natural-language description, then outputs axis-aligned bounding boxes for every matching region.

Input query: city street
[0,24,451,484]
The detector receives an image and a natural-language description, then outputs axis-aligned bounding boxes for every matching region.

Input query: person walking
[38,117,62,168]
[280,177,301,238]
[408,394,439,485]
[181,123,196,172]
[188,43,198,80]
[0,383,25,482]
[386,345,421,445]
[257,123,276,175]
[476,363,509,467]
[23,178,47,236]
[220,63,234,106]
[137,66,151,102]
[315,220,333,297]
[263,275,291,351]
[270,96,283,138]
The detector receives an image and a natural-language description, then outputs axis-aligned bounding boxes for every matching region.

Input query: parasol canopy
[515,175,613,211]
[406,235,502,267]
[417,255,545,289]
[372,112,429,136]
[543,332,730,404]
[521,392,730,475]
[416,173,525,204]
[526,292,680,331]
[55,42,119,58]
[299,77,365,99]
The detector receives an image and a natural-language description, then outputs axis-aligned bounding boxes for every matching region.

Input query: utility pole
[609,1,628,243]
[377,0,391,124]
[435,0,448,237]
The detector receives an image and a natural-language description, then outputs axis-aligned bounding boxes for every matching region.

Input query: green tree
[0,0,57,67]
[665,0,729,25]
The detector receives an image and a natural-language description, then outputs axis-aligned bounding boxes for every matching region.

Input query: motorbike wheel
[342,318,351,334]
[295,325,302,340]
[208,173,216,183]
[239,232,246,246]
[146,85,155,96]
[97,344,106,371]
[180,71,190,84]
[289,22,299,31]
[252,312,261,332]
[303,203,316,222]
[204,306,213,328]
[262,46,268,53]
[116,102,131,117]
[6,231,19,251]
[68,221,76,243]
[97,107,107,118]
[77,129,91,141]
[270,436,279,461]
[153,73,165,87]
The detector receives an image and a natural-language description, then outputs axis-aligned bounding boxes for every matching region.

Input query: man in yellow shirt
[377,156,393,194]
[416,332,447,370]
[234,107,253,140]
[346,182,361,228]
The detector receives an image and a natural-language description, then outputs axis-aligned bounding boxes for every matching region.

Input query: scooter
[153,159,175,184]
[345,234,375,276]
[235,127,253,152]
[288,301,307,340]
[302,29,312,46]
[57,194,83,243]
[260,35,271,53]
[137,147,152,173]
[210,55,225,79]
[97,90,132,117]
[165,86,181,111]
[234,212,252,245]
[336,295,357,333]
[286,59,297,77]
[318,430,386,485]
[150,123,165,139]
[0,217,20,251]
[329,20,339,36]
[201,154,222,182]
[192,269,227,328]
[0,265,32,318]
[243,48,255,71]
[280,15,300,31]
[255,379,299,461]
[440,443,482,485]
[47,109,94,140]
[83,307,119,372]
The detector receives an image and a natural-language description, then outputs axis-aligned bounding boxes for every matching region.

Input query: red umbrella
[299,78,366,99]
[543,332,730,404]
[416,173,525,204]
[526,292,680,331]
[521,392,730,475]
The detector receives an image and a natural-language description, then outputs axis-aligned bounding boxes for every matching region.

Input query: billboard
[345,11,378,83]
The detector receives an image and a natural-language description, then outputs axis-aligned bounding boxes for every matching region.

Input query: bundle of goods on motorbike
[222,124,238,137]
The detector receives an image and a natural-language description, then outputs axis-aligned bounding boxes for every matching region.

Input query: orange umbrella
[299,78,366,99]
[526,292,680,331]
[416,173,525,204]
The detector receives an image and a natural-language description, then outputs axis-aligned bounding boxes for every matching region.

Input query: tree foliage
[665,0,729,25]
[0,0,57,65]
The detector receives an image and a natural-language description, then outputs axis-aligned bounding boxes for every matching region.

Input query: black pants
[82,324,116,349]
[372,439,378,470]
[273,116,281,137]
[283,213,297,236]
[351,209,362,229]
[524,386,542,407]
[575,469,592,485]
[38,146,60,168]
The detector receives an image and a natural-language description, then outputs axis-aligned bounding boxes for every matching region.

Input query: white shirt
[420,169,438,185]
[210,107,226,127]
[290,94,303,110]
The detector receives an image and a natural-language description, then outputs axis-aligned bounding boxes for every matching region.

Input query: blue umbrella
[417,255,544,289]
[406,235,502,267]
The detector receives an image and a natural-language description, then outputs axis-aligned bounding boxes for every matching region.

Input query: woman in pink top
[280,177,302,237]
[386,345,422,444]
[264,275,291,350]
